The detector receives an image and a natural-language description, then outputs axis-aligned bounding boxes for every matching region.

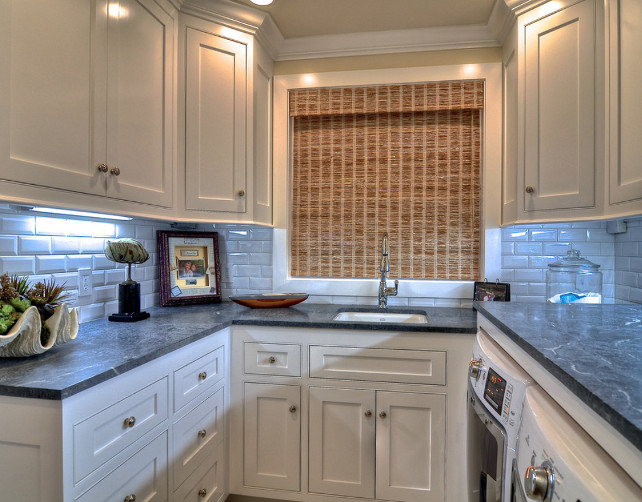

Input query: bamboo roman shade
[289,80,483,280]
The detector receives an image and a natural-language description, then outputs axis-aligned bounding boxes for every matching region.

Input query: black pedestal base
[108,311,150,323]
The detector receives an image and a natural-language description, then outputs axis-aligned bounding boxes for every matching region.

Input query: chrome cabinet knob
[238,190,245,197]
[525,185,535,193]
[123,495,136,502]
[198,488,207,497]
[198,429,207,439]
[123,416,136,428]
[269,356,276,364]
[364,410,372,417]
[379,411,387,419]
[198,371,207,381]
[524,464,554,501]
[469,359,482,379]
[289,405,297,413]
[110,167,120,176]
[97,163,108,173]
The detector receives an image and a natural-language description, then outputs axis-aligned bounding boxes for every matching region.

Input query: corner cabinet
[177,13,274,225]
[229,326,474,502]
[0,0,174,210]
[0,329,229,502]
[503,0,642,224]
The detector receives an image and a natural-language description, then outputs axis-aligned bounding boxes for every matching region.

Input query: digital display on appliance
[484,367,506,412]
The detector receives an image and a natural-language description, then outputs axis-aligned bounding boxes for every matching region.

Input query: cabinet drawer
[174,345,225,412]
[174,444,225,502]
[76,431,168,502]
[73,377,169,483]
[309,346,446,385]
[244,342,301,376]
[173,387,225,490]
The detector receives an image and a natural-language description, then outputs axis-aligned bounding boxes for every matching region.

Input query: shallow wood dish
[229,293,309,308]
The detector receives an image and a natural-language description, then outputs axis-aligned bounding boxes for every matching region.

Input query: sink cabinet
[0,329,229,502]
[229,325,473,502]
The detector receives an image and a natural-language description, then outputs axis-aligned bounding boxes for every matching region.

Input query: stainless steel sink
[333,311,429,324]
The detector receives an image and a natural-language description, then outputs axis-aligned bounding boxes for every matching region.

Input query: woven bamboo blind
[290,80,483,280]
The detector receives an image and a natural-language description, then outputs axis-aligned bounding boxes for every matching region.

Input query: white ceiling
[229,0,498,39]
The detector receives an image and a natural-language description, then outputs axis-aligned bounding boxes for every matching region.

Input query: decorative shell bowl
[0,304,79,357]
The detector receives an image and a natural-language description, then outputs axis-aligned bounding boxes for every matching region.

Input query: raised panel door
[185,27,247,213]
[521,0,595,212]
[0,0,103,196]
[376,391,446,502]
[243,382,300,491]
[104,0,173,207]
[308,387,375,498]
[609,0,642,205]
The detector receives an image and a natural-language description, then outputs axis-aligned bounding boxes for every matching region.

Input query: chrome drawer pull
[289,405,297,413]
[199,488,207,497]
[365,410,372,417]
[269,356,276,363]
[97,163,108,173]
[123,416,136,428]
[379,411,387,419]
[198,429,207,439]
[198,371,207,381]
[124,495,136,502]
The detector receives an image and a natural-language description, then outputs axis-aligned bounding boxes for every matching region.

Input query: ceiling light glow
[29,207,133,221]
[250,0,273,5]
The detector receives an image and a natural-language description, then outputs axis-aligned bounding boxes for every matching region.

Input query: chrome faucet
[379,232,399,308]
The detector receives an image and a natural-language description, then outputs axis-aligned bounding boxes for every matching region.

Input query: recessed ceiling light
[250,0,273,5]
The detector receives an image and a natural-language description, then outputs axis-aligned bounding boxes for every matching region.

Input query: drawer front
[173,387,225,490]
[174,444,225,502]
[309,346,446,385]
[244,342,301,376]
[174,345,225,412]
[76,431,168,502]
[73,377,169,483]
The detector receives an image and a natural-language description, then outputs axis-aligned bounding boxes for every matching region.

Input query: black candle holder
[108,262,150,322]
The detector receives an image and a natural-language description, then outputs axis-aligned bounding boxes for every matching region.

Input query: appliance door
[468,388,506,502]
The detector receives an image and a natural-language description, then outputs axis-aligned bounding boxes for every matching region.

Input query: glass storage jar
[546,249,602,303]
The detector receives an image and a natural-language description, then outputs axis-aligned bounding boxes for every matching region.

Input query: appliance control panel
[483,367,513,423]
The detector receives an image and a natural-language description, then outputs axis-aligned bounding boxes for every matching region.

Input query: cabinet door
[185,27,247,213]
[376,392,445,502]
[0,0,103,196]
[521,0,595,211]
[308,387,375,498]
[243,382,300,491]
[609,0,642,204]
[103,0,173,207]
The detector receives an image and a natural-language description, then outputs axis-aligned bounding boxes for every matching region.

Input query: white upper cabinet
[608,0,642,209]
[0,0,174,208]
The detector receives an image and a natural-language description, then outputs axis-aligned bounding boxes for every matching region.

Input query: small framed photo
[473,281,511,302]
[157,231,222,306]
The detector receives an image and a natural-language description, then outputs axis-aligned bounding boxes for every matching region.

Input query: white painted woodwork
[244,341,302,376]
[76,431,169,502]
[309,345,446,385]
[0,397,63,502]
[173,344,225,412]
[521,0,595,212]
[243,382,301,491]
[73,376,169,484]
[175,444,226,502]
[609,0,642,205]
[502,21,518,224]
[172,387,225,490]
[184,27,247,213]
[0,0,173,207]
[308,387,376,498]
[376,391,446,502]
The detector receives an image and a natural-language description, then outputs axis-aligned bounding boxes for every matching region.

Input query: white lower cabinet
[230,325,473,502]
[243,382,301,491]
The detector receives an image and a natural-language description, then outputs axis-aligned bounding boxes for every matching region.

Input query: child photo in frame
[473,281,511,302]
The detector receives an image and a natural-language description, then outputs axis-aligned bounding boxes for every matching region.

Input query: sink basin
[333,311,429,324]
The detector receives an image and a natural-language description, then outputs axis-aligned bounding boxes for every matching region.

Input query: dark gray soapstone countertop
[0,302,476,401]
[475,301,642,453]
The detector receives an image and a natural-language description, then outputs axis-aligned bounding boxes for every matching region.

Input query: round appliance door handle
[524,464,554,501]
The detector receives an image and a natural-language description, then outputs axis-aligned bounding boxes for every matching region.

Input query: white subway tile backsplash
[530,229,557,241]
[0,236,17,255]
[559,229,588,241]
[67,254,93,271]
[227,253,249,265]
[502,255,529,268]
[35,256,66,274]
[52,237,81,254]
[249,253,272,266]
[501,228,528,241]
[515,242,543,255]
[18,236,52,254]
[0,256,35,274]
[2,216,35,235]
[249,277,272,289]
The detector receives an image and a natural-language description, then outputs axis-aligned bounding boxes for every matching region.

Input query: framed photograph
[473,281,511,302]
[157,231,222,306]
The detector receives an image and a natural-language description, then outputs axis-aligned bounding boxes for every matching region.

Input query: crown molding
[489,0,516,45]
[275,24,501,61]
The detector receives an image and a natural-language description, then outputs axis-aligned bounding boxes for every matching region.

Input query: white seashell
[0,306,56,357]
[0,307,31,348]
[50,304,78,345]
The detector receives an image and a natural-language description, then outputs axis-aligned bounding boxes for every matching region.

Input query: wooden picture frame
[473,281,511,302]
[157,231,222,306]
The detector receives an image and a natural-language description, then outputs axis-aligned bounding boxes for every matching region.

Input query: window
[289,80,483,281]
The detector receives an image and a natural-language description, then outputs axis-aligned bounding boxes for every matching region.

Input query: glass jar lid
[548,249,600,271]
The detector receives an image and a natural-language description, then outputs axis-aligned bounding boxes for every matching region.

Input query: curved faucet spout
[378,232,399,308]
